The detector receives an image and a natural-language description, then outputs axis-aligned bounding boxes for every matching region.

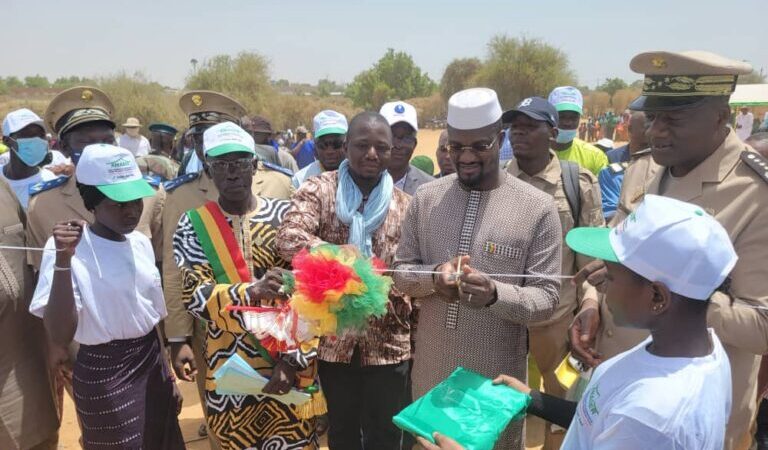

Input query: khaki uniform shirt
[26,176,160,269]
[598,130,768,450]
[157,164,294,340]
[507,153,604,326]
[136,153,180,181]
[0,179,59,449]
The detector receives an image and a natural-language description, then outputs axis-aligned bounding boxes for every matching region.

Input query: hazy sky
[4,0,766,89]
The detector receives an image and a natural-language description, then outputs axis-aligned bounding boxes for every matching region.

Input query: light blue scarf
[335,160,394,257]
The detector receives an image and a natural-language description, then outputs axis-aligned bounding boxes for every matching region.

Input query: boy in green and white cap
[421,194,735,450]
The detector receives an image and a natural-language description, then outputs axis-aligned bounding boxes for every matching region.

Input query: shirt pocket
[482,240,524,265]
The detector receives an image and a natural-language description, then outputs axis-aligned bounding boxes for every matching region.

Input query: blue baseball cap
[502,97,559,128]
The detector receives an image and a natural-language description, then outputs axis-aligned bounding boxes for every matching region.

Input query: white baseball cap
[75,144,155,202]
[548,86,584,115]
[380,101,418,132]
[3,108,45,136]
[447,88,502,130]
[313,110,348,139]
[566,195,737,300]
[203,122,256,158]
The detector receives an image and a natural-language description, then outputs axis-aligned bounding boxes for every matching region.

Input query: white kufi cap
[447,88,502,130]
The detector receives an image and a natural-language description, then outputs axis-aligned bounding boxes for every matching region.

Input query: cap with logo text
[380,101,419,132]
[502,97,559,128]
[75,144,155,202]
[548,86,584,115]
[566,195,737,300]
[313,110,348,139]
[203,122,256,158]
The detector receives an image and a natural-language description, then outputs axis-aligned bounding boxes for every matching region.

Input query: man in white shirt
[1,109,58,209]
[419,195,735,450]
[735,107,754,141]
[118,117,151,156]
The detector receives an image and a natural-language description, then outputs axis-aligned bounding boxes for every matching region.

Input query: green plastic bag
[393,367,531,450]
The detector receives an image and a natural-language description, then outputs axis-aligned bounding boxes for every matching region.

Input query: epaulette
[29,175,69,197]
[608,162,628,174]
[143,175,162,188]
[741,151,768,184]
[261,161,294,177]
[162,172,200,192]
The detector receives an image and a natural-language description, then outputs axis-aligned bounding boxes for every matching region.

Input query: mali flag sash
[186,201,251,284]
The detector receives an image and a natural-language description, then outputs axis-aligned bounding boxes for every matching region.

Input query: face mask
[12,137,49,167]
[555,128,578,144]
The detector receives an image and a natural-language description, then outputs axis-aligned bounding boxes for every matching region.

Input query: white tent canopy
[730,84,768,106]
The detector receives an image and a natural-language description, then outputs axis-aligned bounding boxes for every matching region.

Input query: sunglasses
[207,158,254,173]
[317,139,345,150]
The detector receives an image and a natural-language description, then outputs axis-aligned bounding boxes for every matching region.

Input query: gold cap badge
[651,57,667,68]
[81,89,93,101]
[192,94,203,106]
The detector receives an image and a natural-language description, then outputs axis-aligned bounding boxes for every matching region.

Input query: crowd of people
[1,48,768,450]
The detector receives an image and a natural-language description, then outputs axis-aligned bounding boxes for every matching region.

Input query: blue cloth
[499,129,513,161]
[606,145,630,164]
[293,140,316,169]
[335,160,393,257]
[270,140,279,151]
[598,166,624,221]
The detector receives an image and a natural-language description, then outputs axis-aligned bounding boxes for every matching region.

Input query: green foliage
[185,52,274,113]
[346,49,436,110]
[24,75,50,88]
[596,77,628,97]
[0,79,7,95]
[475,35,576,108]
[317,78,344,97]
[440,57,482,101]
[52,76,95,89]
[5,77,23,88]
[738,70,767,84]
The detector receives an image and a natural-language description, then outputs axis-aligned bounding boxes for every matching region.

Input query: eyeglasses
[447,136,498,154]
[207,158,254,173]
[317,139,345,150]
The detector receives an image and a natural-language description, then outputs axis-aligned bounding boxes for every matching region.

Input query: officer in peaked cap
[569,50,768,450]
[177,90,247,176]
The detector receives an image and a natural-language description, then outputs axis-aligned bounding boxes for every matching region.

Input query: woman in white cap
[29,143,184,449]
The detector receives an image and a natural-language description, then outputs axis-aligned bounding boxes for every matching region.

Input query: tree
[738,70,767,84]
[440,57,482,101]
[317,78,343,97]
[24,75,50,88]
[346,49,436,110]
[596,77,628,97]
[185,52,274,113]
[5,76,23,88]
[475,35,576,109]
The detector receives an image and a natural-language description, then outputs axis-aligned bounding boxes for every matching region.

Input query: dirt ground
[58,128,545,450]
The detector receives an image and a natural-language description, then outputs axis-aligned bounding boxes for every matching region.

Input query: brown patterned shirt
[276,171,414,366]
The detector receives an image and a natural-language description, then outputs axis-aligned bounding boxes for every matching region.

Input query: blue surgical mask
[12,137,49,167]
[555,128,578,144]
